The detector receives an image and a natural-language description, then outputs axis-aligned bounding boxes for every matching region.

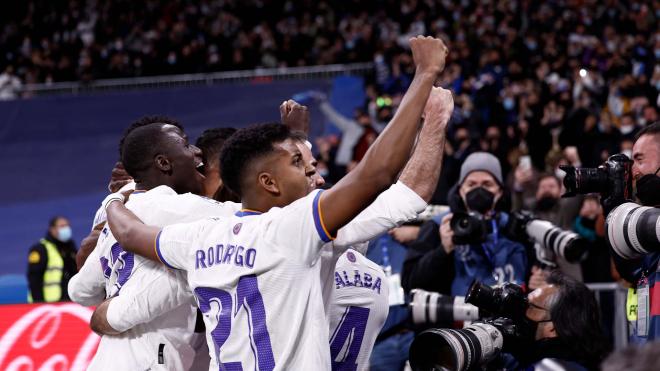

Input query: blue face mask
[503,97,515,111]
[57,226,72,242]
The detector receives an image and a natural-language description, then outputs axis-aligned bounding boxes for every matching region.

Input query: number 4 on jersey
[329,306,370,371]
[195,275,276,371]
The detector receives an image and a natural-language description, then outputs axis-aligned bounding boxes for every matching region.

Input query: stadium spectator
[402,152,528,297]
[27,216,77,303]
[0,66,22,100]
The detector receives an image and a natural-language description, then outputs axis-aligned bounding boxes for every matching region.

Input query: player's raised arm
[399,86,453,201]
[331,87,453,248]
[103,194,161,262]
[320,36,448,235]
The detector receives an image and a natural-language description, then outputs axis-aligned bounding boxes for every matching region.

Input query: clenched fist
[280,99,310,134]
[409,36,449,76]
[424,86,454,126]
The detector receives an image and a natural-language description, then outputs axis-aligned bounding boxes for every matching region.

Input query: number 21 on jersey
[194,275,275,371]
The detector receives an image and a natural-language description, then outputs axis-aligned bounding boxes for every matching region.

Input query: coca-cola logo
[0,303,100,371]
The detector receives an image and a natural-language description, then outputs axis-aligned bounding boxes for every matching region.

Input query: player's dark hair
[195,127,237,167]
[634,121,660,142]
[119,116,184,179]
[220,123,292,197]
[546,270,609,367]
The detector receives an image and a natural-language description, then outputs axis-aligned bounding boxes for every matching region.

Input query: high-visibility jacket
[27,238,64,303]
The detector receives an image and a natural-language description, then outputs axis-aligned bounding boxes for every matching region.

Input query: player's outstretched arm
[321,36,448,235]
[331,87,453,248]
[399,86,453,201]
[104,195,161,262]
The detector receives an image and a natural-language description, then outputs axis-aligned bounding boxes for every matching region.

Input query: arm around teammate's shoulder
[105,198,161,262]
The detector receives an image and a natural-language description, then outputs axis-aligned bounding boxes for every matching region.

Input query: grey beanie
[458,152,503,185]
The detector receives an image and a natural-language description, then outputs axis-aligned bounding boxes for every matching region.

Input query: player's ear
[155,154,172,173]
[258,172,280,195]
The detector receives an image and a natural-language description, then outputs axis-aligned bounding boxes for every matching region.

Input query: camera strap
[480,219,500,268]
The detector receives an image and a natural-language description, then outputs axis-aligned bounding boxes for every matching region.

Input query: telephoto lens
[524,219,589,263]
[410,289,480,325]
[409,322,504,371]
[560,165,608,196]
[606,202,660,259]
[464,281,528,321]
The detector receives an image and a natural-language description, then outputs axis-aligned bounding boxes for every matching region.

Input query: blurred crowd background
[2,0,658,182]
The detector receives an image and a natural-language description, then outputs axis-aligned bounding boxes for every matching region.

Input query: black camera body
[450,211,490,245]
[560,153,633,213]
[465,280,528,322]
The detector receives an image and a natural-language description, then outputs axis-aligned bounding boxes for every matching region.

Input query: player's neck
[240,196,279,214]
[134,178,174,193]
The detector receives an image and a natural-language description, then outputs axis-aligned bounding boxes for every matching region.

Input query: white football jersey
[156,190,333,371]
[87,185,239,371]
[328,250,389,371]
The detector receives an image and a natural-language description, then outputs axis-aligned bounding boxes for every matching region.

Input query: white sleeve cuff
[333,180,428,247]
[391,180,428,213]
[106,296,132,333]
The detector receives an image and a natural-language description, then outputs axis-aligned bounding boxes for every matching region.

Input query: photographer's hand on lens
[439,213,455,254]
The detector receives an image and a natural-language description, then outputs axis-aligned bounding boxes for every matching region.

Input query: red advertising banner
[0,303,99,370]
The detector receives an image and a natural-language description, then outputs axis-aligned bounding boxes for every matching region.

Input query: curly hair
[219,123,292,197]
[118,116,183,179]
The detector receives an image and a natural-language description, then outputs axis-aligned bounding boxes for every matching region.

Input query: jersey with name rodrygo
[86,185,240,371]
[156,189,333,371]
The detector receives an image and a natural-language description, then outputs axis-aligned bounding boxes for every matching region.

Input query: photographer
[507,271,609,370]
[614,122,660,342]
[402,152,527,297]
[409,272,609,371]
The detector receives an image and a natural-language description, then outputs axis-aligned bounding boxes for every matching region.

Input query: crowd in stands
[3,0,658,268]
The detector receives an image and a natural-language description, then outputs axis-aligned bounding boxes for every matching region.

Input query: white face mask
[622,149,632,159]
[555,168,566,181]
[620,125,635,135]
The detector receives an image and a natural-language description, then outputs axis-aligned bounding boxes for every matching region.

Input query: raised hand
[423,86,454,127]
[280,99,310,134]
[409,36,449,76]
[108,161,133,193]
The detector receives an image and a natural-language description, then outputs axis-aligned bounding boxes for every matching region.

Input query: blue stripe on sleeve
[312,190,334,243]
[155,230,177,269]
